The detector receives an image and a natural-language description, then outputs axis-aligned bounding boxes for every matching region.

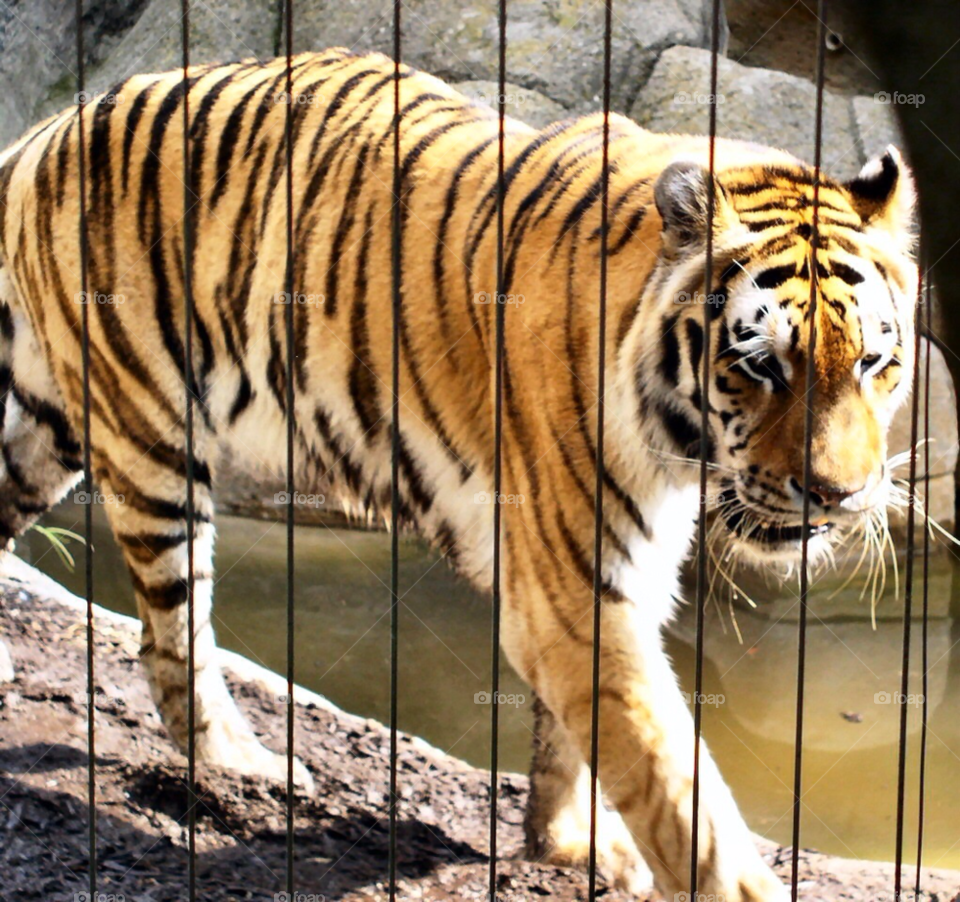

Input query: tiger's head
[646,147,918,567]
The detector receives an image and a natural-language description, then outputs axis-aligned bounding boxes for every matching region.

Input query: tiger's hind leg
[95,432,313,792]
[0,297,83,683]
[0,299,84,546]
[524,692,654,894]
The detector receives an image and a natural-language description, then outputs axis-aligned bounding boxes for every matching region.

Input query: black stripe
[121,81,156,196]
[348,209,382,439]
[830,260,865,286]
[659,313,681,386]
[325,142,371,317]
[754,263,797,290]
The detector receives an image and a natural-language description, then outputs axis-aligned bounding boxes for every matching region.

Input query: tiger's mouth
[716,489,834,549]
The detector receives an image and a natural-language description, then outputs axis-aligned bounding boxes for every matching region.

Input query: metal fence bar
[283,0,297,893]
[587,1,613,899]
[488,0,507,894]
[74,2,97,897]
[178,2,198,899]
[690,0,722,892]
[894,244,925,897]
[915,265,933,897]
[389,1,402,896]
[791,3,827,897]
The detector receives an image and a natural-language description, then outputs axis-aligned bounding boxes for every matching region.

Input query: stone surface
[278,0,721,114]
[452,79,569,129]
[0,0,719,141]
[852,92,907,161]
[631,45,864,180]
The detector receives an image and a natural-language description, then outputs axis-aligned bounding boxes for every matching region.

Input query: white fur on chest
[611,483,700,629]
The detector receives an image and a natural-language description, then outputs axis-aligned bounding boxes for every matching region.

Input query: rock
[0,0,276,147]
[851,93,906,162]
[290,0,723,114]
[451,80,568,129]
[0,1,87,148]
[630,45,863,180]
[77,0,276,109]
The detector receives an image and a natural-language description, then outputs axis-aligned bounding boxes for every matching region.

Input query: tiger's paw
[732,868,790,902]
[196,715,315,794]
[524,812,655,896]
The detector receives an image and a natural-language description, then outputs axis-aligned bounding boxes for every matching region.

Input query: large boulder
[630,45,863,180]
[0,0,274,148]
[851,92,907,161]
[0,0,151,147]
[0,0,722,145]
[452,79,569,129]
[289,0,723,114]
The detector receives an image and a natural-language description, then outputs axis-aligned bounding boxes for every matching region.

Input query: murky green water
[22,499,960,871]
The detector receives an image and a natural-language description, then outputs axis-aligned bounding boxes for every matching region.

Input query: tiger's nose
[788,476,863,509]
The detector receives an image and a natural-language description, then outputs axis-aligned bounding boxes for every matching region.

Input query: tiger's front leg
[505,551,785,901]
[96,444,313,793]
[524,692,655,894]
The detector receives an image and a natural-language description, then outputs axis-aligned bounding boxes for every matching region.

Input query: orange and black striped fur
[0,48,917,900]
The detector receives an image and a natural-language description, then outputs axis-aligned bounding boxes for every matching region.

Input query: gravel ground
[0,561,958,902]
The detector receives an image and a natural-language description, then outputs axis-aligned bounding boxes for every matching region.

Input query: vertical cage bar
[895,256,924,894]
[791,3,827,896]
[389,1,402,897]
[690,0,722,891]
[74,2,97,896]
[914,264,932,897]
[488,0,506,894]
[283,0,297,893]
[587,2,613,898]
[179,2,198,898]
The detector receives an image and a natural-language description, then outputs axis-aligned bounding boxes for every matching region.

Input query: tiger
[0,47,917,901]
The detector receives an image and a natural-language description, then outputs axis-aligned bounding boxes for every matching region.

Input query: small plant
[29,524,86,572]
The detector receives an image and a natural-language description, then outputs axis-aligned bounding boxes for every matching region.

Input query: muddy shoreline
[0,556,958,901]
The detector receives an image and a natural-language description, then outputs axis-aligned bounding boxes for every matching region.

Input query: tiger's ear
[844,146,916,250]
[654,160,732,256]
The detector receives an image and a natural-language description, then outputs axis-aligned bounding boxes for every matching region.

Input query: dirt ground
[0,567,958,902]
